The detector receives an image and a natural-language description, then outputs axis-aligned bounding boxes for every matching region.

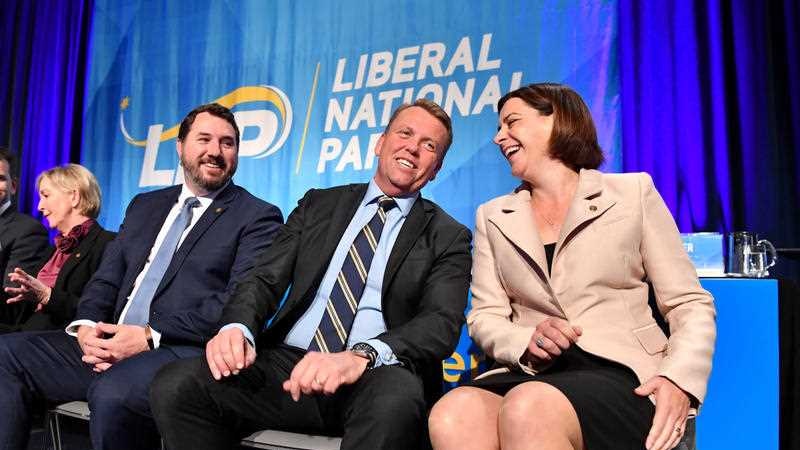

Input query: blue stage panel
[697,279,778,450]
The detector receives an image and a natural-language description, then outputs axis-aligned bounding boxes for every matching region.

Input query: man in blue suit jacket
[0,104,283,450]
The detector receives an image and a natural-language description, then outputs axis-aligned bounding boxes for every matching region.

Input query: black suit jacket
[76,183,283,346]
[0,207,50,326]
[221,184,472,404]
[14,222,117,332]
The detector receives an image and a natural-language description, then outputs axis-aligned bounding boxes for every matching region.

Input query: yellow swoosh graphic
[122,86,287,147]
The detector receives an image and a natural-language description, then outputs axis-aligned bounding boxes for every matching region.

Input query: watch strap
[351,342,377,370]
[144,323,155,350]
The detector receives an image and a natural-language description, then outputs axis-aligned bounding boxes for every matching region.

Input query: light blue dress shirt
[227,180,416,367]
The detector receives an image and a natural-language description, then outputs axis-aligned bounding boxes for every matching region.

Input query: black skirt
[467,346,655,450]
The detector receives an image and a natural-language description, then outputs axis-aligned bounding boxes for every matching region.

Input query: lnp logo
[119,85,292,187]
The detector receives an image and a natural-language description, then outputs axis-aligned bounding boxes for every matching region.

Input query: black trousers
[150,345,428,450]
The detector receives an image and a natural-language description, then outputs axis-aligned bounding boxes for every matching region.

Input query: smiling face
[177,112,238,195]
[494,97,555,181]
[37,178,79,234]
[0,159,15,206]
[372,106,449,197]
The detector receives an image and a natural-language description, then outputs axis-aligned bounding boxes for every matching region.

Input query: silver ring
[535,336,545,348]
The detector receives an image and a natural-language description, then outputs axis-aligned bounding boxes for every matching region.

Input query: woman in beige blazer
[429,84,716,450]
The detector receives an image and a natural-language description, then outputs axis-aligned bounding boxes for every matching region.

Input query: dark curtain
[0,0,93,216]
[619,0,800,280]
[619,2,799,449]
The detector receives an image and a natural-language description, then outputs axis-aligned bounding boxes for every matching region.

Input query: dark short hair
[177,103,240,148]
[0,147,17,178]
[386,98,454,157]
[497,83,605,171]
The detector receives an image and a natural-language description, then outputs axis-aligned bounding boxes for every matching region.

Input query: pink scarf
[36,219,95,288]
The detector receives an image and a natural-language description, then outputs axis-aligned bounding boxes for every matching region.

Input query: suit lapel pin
[215,207,224,213]
[75,253,81,258]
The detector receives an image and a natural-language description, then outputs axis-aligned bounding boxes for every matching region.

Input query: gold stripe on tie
[314,330,330,353]
[377,206,387,223]
[363,225,378,251]
[348,246,368,282]
[336,272,359,312]
[326,302,348,343]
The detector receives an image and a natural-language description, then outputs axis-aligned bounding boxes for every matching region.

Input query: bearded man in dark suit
[0,104,283,450]
[151,99,472,450]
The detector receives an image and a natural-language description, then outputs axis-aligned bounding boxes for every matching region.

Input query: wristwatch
[350,342,378,370]
[144,323,155,350]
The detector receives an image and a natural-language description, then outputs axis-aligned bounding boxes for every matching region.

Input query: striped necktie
[123,196,200,326]
[309,195,397,352]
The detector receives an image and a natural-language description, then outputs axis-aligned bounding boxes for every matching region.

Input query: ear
[176,139,184,159]
[373,133,386,158]
[429,158,443,182]
[70,189,80,209]
[10,178,17,196]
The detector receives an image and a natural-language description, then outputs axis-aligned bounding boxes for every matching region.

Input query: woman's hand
[525,317,582,364]
[5,268,52,311]
[635,376,691,450]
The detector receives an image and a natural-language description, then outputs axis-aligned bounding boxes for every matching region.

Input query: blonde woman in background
[3,164,115,332]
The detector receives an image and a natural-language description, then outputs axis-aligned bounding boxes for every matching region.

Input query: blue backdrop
[81,0,620,236]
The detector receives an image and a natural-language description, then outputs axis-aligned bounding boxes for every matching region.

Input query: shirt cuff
[65,319,97,336]
[220,323,256,349]
[363,338,399,367]
[149,325,162,349]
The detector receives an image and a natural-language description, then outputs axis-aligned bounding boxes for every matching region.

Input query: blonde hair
[36,164,101,218]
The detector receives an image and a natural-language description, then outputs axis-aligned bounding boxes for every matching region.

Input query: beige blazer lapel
[486,188,550,283]
[557,169,617,257]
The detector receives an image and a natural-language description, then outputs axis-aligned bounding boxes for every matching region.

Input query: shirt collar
[0,200,10,216]
[179,181,228,208]
[363,179,417,217]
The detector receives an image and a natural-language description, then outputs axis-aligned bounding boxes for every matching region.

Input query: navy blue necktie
[309,196,396,352]
[124,196,200,326]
